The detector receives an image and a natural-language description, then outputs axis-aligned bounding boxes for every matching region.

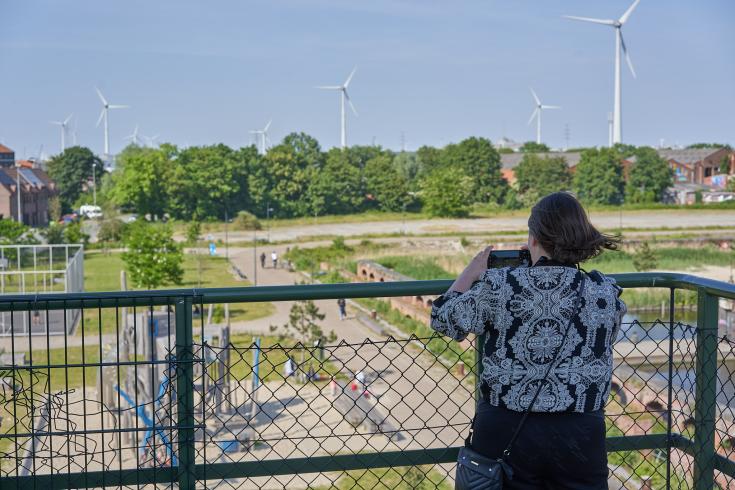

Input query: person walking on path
[260,252,266,269]
[271,251,278,269]
[337,298,347,320]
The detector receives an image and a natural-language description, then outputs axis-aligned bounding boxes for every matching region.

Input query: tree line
[46,135,674,220]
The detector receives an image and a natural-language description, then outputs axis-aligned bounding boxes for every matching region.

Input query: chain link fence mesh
[0,292,732,489]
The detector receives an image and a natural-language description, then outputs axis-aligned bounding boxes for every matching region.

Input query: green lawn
[79,251,274,335]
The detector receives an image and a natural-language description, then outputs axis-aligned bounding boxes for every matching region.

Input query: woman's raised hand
[448,246,493,294]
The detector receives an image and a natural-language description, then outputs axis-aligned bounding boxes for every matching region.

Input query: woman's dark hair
[528,192,619,264]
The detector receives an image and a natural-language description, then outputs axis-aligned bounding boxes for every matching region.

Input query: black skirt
[470,400,609,490]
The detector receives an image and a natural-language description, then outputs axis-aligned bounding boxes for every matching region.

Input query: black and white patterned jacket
[430,262,626,413]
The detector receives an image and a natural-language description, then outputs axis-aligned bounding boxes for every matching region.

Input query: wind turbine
[49,114,73,152]
[249,119,272,155]
[123,125,144,146]
[527,88,560,145]
[95,87,129,158]
[564,0,640,145]
[143,134,160,148]
[316,67,358,149]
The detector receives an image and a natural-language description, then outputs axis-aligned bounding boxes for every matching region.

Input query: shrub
[233,211,262,230]
[98,219,127,243]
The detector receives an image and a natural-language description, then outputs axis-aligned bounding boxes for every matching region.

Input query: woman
[431,192,626,489]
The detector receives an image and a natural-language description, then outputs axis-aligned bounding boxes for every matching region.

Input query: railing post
[693,289,718,490]
[175,296,196,490]
[475,333,485,405]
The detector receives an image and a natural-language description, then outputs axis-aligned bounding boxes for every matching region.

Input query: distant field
[80,251,274,335]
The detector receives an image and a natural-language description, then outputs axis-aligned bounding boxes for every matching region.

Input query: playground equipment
[0,244,83,336]
[100,300,257,467]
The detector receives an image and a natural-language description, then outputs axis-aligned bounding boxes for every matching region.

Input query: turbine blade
[562,15,616,26]
[109,104,129,109]
[345,91,358,116]
[264,119,272,132]
[621,33,637,78]
[529,87,541,105]
[527,108,539,126]
[96,109,105,127]
[50,121,62,126]
[619,0,641,25]
[315,85,342,90]
[541,105,561,110]
[64,113,74,125]
[344,66,357,88]
[95,87,108,106]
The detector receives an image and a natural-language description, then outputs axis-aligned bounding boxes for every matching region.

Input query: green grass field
[79,251,274,335]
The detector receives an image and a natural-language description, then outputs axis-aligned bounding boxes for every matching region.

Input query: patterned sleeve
[430,278,496,341]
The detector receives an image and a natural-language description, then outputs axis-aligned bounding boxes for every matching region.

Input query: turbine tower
[564,0,640,145]
[316,67,358,148]
[50,113,73,152]
[95,87,129,158]
[249,119,272,155]
[527,88,560,145]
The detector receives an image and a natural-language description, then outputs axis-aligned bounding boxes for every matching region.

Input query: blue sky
[1,0,733,158]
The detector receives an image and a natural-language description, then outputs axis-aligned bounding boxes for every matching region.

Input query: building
[500,152,582,184]
[0,144,14,168]
[0,145,58,226]
[659,148,734,186]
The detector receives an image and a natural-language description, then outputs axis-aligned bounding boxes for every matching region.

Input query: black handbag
[455,276,587,490]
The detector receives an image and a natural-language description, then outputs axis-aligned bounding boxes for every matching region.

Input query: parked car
[79,205,103,219]
[59,213,78,224]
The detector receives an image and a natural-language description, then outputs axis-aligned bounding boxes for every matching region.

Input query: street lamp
[92,162,97,207]
[266,203,274,242]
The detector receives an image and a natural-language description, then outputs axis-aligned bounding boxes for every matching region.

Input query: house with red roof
[0,145,58,226]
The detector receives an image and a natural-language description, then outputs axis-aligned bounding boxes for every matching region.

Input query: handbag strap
[465,274,588,458]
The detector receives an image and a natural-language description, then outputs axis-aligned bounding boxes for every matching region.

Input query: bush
[632,242,658,272]
[98,219,127,243]
[63,222,89,245]
[233,211,262,230]
[186,221,201,245]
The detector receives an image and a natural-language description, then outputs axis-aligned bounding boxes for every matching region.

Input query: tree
[363,153,412,212]
[307,148,363,216]
[269,300,336,364]
[110,145,172,217]
[63,222,89,245]
[250,133,325,218]
[573,148,625,205]
[0,219,35,245]
[97,219,127,243]
[632,242,658,271]
[122,222,183,289]
[686,143,732,150]
[421,166,474,217]
[440,137,507,204]
[626,146,673,203]
[415,145,444,180]
[393,152,420,187]
[514,153,571,205]
[47,146,104,212]
[520,141,550,153]
[168,144,251,220]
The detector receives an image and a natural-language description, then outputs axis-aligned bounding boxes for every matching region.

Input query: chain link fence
[0,276,732,489]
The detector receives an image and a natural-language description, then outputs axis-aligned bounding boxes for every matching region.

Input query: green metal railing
[0,272,733,489]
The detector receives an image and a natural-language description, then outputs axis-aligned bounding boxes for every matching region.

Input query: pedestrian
[337,298,347,320]
[260,252,266,269]
[271,250,278,269]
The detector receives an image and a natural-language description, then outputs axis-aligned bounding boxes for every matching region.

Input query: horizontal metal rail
[0,272,731,311]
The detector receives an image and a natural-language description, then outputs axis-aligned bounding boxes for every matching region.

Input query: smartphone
[487,249,532,269]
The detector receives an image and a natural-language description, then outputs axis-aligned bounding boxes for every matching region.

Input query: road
[206,209,735,243]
